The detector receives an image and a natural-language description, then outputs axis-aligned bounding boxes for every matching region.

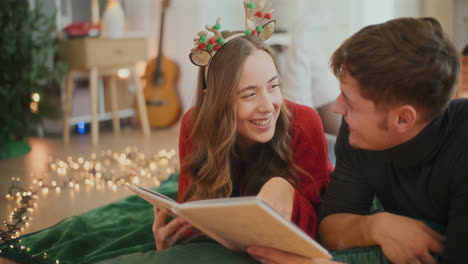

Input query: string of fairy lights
[0,147,178,263]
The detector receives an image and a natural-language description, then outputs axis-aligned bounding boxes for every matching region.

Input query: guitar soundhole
[146,100,168,107]
[153,74,165,86]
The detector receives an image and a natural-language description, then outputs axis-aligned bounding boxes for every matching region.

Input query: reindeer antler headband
[189,0,276,82]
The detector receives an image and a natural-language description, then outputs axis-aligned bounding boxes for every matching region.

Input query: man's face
[332,70,398,150]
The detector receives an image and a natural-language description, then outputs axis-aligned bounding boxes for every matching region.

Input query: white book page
[126,183,179,213]
[178,197,331,259]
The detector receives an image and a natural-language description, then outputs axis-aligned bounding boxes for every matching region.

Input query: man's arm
[320,212,445,264]
[247,246,344,264]
[319,121,445,263]
[319,213,374,250]
[317,121,376,248]
[443,151,468,263]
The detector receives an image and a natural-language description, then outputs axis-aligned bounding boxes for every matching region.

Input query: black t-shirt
[319,99,468,263]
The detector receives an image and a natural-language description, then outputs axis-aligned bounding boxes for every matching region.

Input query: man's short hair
[331,17,460,121]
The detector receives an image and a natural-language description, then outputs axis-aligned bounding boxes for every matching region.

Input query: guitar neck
[154,9,166,82]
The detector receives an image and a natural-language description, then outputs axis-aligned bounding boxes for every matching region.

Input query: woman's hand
[257,177,295,220]
[152,207,193,250]
[247,246,344,264]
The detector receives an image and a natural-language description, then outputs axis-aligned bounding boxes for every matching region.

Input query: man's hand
[368,212,446,264]
[247,246,344,264]
[152,207,193,250]
[257,177,295,220]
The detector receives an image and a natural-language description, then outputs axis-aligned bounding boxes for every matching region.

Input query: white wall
[271,0,425,67]
[138,0,246,112]
[171,0,248,111]
[453,0,468,50]
[394,0,423,18]
[424,0,455,38]
[161,0,432,111]
[64,0,462,112]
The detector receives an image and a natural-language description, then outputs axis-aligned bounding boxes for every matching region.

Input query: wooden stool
[60,37,150,145]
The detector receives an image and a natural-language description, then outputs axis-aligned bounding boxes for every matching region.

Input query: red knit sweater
[177,101,333,238]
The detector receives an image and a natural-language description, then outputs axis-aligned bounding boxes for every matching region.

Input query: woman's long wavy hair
[182,34,304,202]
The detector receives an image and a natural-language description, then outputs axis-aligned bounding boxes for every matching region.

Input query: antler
[206,17,223,40]
[243,0,274,36]
[192,17,224,52]
[193,31,208,46]
[189,1,276,67]
[190,18,226,67]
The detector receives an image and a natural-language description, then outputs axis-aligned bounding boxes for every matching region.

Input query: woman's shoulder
[179,108,196,139]
[182,107,195,119]
[181,108,195,126]
[285,100,322,127]
[285,100,325,148]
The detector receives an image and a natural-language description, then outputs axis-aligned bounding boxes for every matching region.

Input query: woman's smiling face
[236,49,282,149]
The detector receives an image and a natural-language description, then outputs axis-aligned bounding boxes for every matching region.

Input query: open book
[126,183,331,259]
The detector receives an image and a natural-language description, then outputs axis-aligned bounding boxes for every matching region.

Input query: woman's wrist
[270,177,294,196]
[258,177,295,219]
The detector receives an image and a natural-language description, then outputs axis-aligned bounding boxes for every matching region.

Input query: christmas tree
[0,0,66,159]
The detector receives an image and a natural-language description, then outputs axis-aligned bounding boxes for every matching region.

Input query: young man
[248,17,467,264]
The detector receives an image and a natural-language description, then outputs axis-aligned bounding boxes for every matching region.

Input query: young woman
[152,28,333,249]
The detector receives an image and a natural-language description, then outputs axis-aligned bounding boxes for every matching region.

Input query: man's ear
[394,105,418,133]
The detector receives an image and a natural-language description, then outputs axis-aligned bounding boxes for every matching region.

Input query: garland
[1,147,178,263]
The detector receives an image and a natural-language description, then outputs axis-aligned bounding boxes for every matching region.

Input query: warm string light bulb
[30,102,39,114]
[117,68,130,79]
[1,146,179,260]
[31,93,40,102]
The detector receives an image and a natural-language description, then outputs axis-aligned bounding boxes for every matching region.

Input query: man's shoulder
[434,99,468,166]
[444,99,468,132]
[447,98,468,118]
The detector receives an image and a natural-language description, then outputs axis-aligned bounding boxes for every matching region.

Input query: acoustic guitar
[143,0,181,128]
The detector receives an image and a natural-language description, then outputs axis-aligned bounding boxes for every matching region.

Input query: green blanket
[1,173,392,264]
[1,175,179,264]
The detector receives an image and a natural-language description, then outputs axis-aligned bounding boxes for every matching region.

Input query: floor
[0,123,180,239]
